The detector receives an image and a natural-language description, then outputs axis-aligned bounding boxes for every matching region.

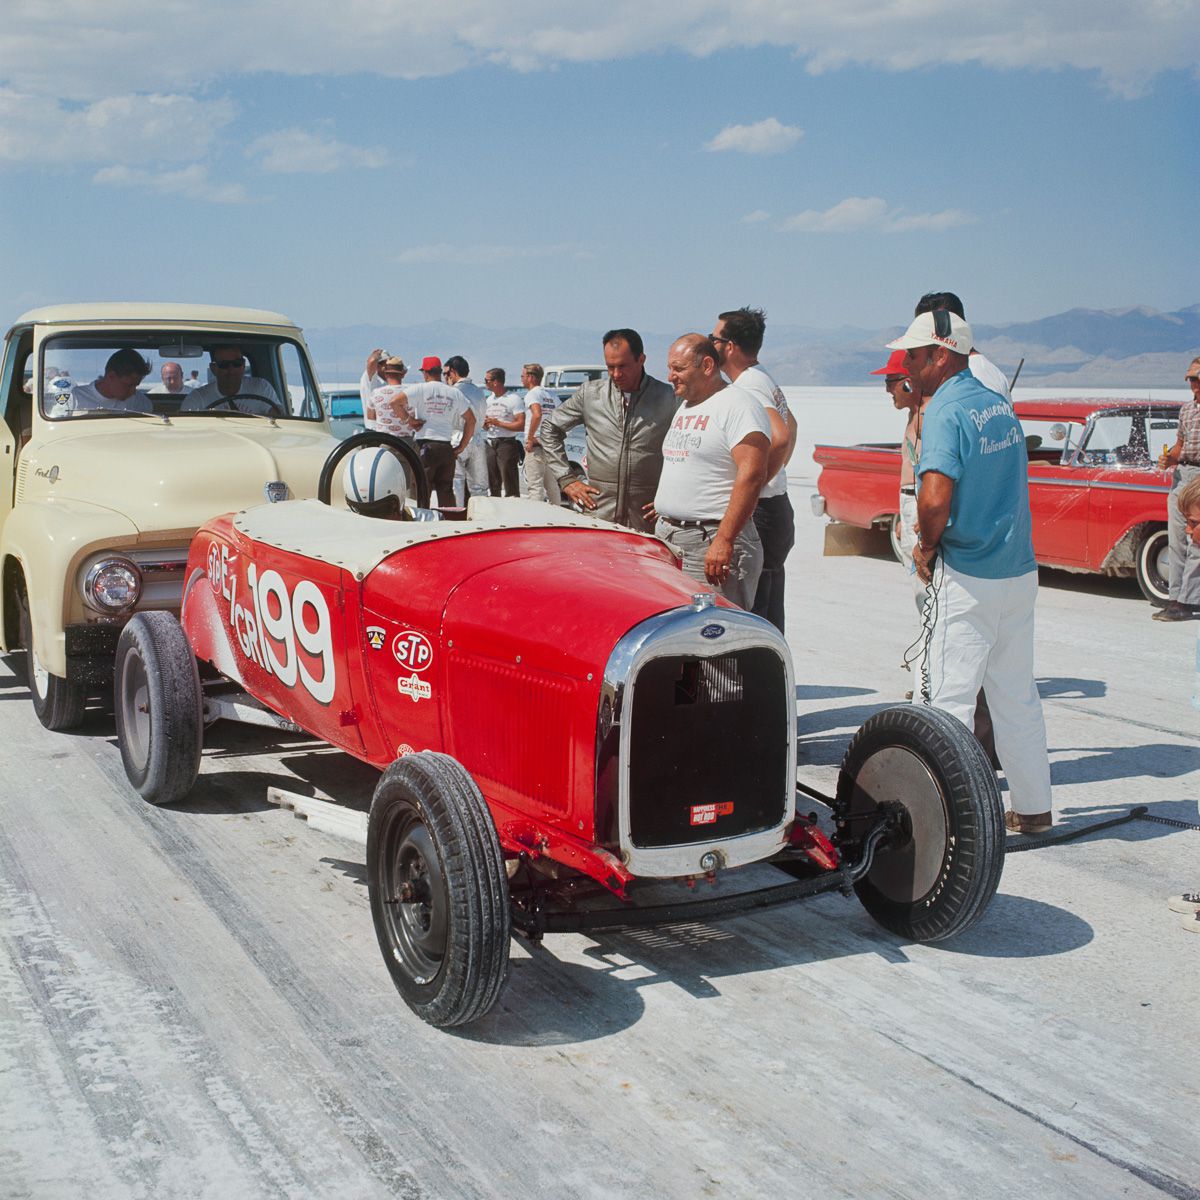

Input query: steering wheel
[317,431,431,509]
[203,391,285,415]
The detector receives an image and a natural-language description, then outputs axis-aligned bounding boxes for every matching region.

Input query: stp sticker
[392,630,433,673]
[700,624,726,639]
[366,626,386,651]
[689,801,734,826]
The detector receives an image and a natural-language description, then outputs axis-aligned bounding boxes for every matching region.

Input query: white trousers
[898,491,924,614]
[455,442,489,505]
[920,562,1052,815]
[523,445,561,504]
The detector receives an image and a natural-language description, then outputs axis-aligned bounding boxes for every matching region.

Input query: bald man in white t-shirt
[651,334,770,608]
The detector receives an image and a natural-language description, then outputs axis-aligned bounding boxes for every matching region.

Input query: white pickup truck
[1,303,339,729]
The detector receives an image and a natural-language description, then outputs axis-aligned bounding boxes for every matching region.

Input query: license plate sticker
[689,801,734,826]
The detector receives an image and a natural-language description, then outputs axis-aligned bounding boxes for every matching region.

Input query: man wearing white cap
[892,309,1052,835]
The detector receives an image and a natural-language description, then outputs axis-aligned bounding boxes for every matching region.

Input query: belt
[659,515,719,529]
[1180,460,1200,467]
[417,438,450,445]
[899,485,916,495]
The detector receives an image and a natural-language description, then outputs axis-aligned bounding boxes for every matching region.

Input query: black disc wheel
[368,752,510,1027]
[20,598,85,731]
[317,431,431,509]
[1135,526,1169,604]
[835,704,1004,942]
[114,612,203,805]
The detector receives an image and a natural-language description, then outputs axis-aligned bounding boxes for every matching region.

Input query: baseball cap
[420,355,442,372]
[871,349,910,377]
[382,355,406,372]
[887,310,973,356]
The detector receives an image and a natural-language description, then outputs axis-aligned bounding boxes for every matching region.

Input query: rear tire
[114,613,203,805]
[368,752,510,1027]
[835,704,1004,942]
[20,600,85,731]
[1135,526,1169,604]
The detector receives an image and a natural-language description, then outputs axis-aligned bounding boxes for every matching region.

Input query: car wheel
[368,752,510,1027]
[19,600,85,731]
[317,431,431,509]
[1135,526,1170,604]
[114,613,203,805]
[835,704,1004,942]
[887,513,904,564]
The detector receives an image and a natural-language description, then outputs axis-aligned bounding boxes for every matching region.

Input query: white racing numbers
[207,541,336,704]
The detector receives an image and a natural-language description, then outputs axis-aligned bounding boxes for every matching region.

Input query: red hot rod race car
[113,436,1005,1027]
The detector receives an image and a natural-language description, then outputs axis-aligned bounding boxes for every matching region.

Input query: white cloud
[0,2,1188,106]
[706,118,803,155]
[93,164,249,204]
[0,89,234,165]
[395,242,593,266]
[741,209,771,223]
[780,196,976,234]
[247,129,388,174]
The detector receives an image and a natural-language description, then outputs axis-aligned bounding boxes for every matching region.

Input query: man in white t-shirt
[520,363,561,504]
[481,368,525,496]
[181,346,281,414]
[154,361,187,396]
[652,334,770,607]
[711,307,797,633]
[56,348,154,417]
[445,355,488,504]
[386,355,475,506]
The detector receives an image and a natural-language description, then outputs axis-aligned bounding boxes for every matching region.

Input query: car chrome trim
[600,606,796,877]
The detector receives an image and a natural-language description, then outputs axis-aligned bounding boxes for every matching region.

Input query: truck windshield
[40,333,324,422]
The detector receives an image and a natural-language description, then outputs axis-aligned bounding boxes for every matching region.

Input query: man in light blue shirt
[892,309,1052,835]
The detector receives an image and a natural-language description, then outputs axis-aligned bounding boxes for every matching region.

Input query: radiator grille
[627,648,787,848]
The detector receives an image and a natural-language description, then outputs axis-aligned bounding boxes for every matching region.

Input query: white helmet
[343,446,408,516]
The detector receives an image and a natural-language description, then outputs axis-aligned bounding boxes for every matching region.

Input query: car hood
[20,420,336,535]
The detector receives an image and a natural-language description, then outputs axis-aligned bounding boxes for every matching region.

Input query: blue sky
[2,2,1196,336]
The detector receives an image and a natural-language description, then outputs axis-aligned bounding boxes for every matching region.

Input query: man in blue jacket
[893,309,1052,835]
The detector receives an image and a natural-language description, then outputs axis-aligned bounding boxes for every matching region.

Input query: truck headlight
[83,558,142,612]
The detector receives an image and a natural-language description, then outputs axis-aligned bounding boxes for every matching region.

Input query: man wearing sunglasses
[895,309,1053,837]
[182,346,280,414]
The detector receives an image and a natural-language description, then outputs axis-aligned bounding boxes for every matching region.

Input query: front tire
[835,704,1004,942]
[1135,526,1169,604]
[114,613,203,805]
[368,752,510,1027]
[20,600,85,731]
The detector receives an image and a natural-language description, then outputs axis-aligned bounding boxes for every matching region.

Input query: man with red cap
[386,355,475,507]
[871,348,923,588]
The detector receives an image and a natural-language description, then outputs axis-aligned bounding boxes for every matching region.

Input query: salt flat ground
[1,461,1197,1200]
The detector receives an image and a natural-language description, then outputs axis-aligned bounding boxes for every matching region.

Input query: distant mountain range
[305,304,1200,389]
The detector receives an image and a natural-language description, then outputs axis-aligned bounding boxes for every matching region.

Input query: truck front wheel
[114,613,203,805]
[19,601,85,731]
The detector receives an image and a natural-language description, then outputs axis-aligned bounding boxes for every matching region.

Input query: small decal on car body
[392,630,433,673]
[366,626,386,650]
[700,624,725,639]
[689,801,733,826]
[397,674,432,703]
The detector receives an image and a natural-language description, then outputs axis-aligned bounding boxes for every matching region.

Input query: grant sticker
[689,801,733,826]
[397,674,432,703]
